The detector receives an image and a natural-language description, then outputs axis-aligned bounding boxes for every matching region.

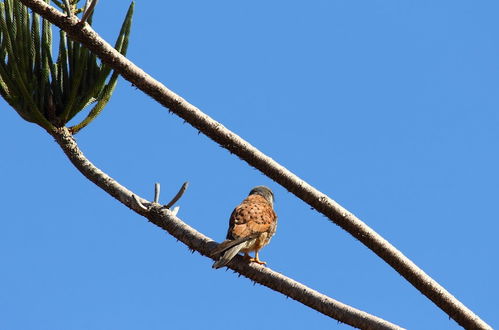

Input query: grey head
[249,186,274,207]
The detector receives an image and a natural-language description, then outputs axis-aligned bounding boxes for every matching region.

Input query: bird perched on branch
[212,186,277,269]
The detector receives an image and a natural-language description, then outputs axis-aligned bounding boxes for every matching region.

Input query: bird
[212,186,277,269]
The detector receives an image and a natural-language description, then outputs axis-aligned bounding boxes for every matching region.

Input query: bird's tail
[212,244,245,269]
[211,235,257,269]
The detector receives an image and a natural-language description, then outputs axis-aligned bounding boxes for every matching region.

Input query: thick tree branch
[19,1,491,329]
[49,126,402,330]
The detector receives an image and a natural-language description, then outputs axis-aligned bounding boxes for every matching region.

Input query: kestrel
[212,186,277,269]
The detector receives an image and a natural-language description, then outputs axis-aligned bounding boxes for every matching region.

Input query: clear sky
[1,1,498,329]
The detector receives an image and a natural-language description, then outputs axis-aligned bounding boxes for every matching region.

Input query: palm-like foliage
[0,0,133,133]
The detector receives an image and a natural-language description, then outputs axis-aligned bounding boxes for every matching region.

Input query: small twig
[63,0,72,16]
[165,182,189,209]
[171,206,180,216]
[80,0,97,24]
[132,194,148,211]
[154,182,160,203]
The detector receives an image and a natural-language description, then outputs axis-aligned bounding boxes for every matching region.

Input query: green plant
[0,0,133,133]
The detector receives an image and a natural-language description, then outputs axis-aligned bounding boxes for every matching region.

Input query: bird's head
[249,186,274,207]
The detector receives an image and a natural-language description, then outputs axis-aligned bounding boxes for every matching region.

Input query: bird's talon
[248,258,266,265]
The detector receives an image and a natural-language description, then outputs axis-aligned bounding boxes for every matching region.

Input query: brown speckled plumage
[212,186,277,269]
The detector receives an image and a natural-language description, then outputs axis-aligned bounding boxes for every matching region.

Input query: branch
[18,1,491,329]
[153,182,160,203]
[49,126,402,330]
[62,0,71,16]
[79,0,96,24]
[164,181,188,209]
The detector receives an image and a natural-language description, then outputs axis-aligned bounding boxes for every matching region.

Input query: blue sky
[1,1,498,329]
